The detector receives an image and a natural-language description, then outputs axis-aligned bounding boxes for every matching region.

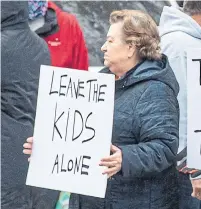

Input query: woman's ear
[127,42,135,58]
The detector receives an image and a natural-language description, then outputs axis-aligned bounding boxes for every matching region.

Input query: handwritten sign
[26,65,115,198]
[187,49,201,169]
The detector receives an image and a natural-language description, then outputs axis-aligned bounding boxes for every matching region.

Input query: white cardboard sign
[187,49,201,169]
[26,65,115,198]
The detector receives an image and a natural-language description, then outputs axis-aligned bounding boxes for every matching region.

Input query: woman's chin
[104,60,110,67]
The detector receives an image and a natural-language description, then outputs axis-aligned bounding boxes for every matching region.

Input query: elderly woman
[24,10,179,209]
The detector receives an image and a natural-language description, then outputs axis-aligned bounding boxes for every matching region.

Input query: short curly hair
[110,10,161,61]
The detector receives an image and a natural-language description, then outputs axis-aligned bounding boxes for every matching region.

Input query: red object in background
[44,1,89,71]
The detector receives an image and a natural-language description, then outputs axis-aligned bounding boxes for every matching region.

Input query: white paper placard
[26,65,115,198]
[187,49,201,169]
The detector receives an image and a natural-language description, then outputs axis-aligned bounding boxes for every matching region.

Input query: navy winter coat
[69,55,179,209]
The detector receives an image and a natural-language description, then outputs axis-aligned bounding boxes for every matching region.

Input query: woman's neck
[115,58,141,78]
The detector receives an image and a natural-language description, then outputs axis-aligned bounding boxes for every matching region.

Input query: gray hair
[183,0,201,16]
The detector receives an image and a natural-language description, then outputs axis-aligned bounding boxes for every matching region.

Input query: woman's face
[101,22,133,73]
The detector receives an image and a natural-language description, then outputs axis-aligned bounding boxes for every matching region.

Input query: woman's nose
[101,42,107,52]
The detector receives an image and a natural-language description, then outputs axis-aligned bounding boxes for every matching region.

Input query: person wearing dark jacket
[1,1,59,208]
[23,9,180,209]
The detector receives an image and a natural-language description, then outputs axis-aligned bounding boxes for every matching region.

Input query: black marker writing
[192,58,201,85]
[66,77,73,98]
[98,84,107,102]
[72,110,84,141]
[81,156,91,175]
[51,154,91,175]
[49,70,58,95]
[52,103,64,141]
[82,112,95,143]
[87,79,97,102]
[59,75,68,96]
[52,154,59,174]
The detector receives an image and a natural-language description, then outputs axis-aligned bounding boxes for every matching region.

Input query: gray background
[57,1,171,66]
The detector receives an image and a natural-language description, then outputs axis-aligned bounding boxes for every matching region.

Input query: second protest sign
[187,49,201,170]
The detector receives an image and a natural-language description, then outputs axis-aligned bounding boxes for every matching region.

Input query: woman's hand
[100,145,122,178]
[23,137,33,162]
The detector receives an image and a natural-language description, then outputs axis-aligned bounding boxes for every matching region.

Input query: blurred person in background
[1,1,59,208]
[159,1,201,208]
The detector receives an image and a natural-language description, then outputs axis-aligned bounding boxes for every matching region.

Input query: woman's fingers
[23,142,32,155]
[23,137,33,156]
[102,166,117,175]
[99,161,118,167]
[27,137,33,143]
[110,145,119,153]
[23,137,33,161]
[23,142,32,149]
[101,153,119,162]
[23,149,32,155]
[101,145,122,163]
[108,172,117,178]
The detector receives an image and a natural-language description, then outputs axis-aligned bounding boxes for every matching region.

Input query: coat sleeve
[71,16,89,71]
[190,170,201,180]
[119,82,179,178]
